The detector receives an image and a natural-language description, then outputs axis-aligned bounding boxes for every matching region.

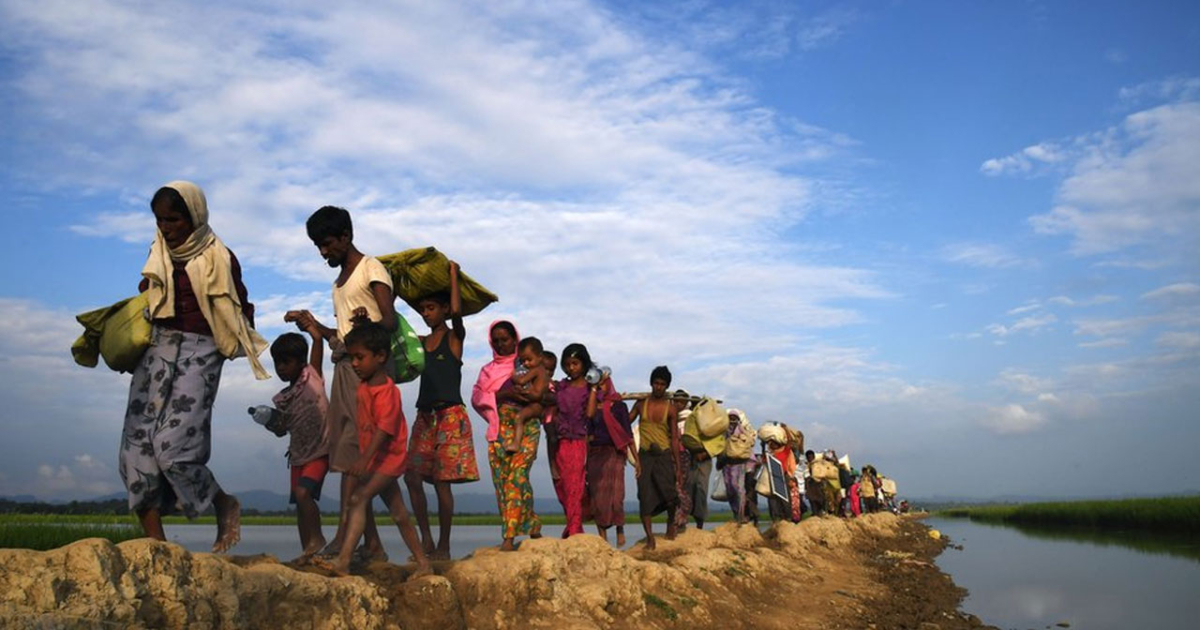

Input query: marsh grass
[939,495,1200,533]
[0,515,140,550]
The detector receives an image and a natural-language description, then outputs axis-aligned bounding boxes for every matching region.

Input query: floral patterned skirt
[119,327,223,518]
[489,404,542,539]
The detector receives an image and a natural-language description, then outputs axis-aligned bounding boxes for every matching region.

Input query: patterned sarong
[120,326,224,518]
[489,404,542,539]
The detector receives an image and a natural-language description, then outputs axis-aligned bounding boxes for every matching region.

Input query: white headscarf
[142,181,269,379]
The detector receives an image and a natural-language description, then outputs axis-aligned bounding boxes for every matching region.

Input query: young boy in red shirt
[321,322,430,578]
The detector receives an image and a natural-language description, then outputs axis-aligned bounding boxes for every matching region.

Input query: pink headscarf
[471,320,519,442]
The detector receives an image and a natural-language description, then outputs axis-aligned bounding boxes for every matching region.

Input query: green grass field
[939,495,1200,533]
[0,515,141,550]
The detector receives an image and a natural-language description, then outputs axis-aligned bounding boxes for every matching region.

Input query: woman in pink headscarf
[472,320,542,549]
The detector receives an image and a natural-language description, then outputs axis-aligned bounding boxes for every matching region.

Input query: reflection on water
[928,517,1200,630]
[163,523,632,562]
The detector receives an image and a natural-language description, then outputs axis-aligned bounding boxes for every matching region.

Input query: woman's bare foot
[644,536,657,551]
[499,538,516,551]
[616,531,627,547]
[316,538,342,558]
[530,530,543,540]
[212,494,241,553]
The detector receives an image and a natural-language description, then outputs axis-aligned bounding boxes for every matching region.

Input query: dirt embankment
[0,514,995,629]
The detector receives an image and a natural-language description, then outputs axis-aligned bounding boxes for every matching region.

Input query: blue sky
[0,0,1197,503]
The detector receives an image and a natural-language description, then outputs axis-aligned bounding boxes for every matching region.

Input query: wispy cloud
[980,404,1047,435]
[986,313,1057,337]
[1141,283,1200,301]
[941,242,1034,269]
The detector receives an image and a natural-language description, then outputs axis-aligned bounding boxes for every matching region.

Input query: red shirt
[356,377,409,476]
[139,251,254,335]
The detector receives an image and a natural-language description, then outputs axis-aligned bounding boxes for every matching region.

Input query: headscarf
[141,181,269,379]
[471,319,519,442]
[726,408,750,437]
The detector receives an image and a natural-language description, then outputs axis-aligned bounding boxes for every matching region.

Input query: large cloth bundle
[682,411,727,458]
[378,247,498,316]
[723,415,755,460]
[881,477,897,496]
[757,422,787,445]
[72,293,152,373]
[692,397,729,438]
[810,457,839,481]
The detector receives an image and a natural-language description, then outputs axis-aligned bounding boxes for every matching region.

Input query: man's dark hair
[650,365,672,386]
[306,205,353,243]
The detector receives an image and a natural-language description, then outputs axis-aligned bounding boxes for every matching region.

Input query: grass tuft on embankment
[940,495,1200,533]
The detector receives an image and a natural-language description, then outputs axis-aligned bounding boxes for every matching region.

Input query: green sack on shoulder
[391,312,425,384]
[378,247,499,316]
[72,293,152,373]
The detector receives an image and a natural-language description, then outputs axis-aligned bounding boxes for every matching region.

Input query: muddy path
[0,514,993,629]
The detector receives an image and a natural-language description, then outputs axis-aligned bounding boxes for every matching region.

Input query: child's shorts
[290,456,329,504]
[406,404,480,483]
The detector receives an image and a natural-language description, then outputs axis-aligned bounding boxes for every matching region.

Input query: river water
[926,517,1200,630]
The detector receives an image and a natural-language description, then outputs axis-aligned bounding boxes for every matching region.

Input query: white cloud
[942,243,1032,269]
[980,142,1065,176]
[1141,283,1200,301]
[797,8,860,51]
[1007,302,1042,316]
[1079,338,1128,349]
[996,369,1053,395]
[986,313,1057,337]
[980,404,1047,435]
[1156,331,1200,350]
[1117,76,1200,106]
[1027,101,1200,257]
[1047,295,1118,307]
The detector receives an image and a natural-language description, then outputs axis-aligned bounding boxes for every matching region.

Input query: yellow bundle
[72,293,152,373]
[378,248,498,316]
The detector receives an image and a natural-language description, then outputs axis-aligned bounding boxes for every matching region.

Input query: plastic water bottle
[585,365,611,385]
[248,405,279,426]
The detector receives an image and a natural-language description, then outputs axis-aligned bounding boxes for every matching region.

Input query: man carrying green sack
[297,205,393,564]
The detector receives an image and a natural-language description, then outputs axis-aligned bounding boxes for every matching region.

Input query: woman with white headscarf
[120,181,268,553]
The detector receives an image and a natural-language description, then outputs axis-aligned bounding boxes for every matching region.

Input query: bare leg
[433,481,454,560]
[136,507,166,541]
[332,474,400,575]
[641,515,656,550]
[500,537,515,551]
[212,490,241,553]
[665,508,679,541]
[616,526,626,547]
[362,501,386,560]
[294,486,325,557]
[318,472,355,555]
[405,472,435,555]
[597,525,608,543]
[379,479,432,577]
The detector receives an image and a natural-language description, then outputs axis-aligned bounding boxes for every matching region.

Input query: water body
[927,517,1200,630]
[164,523,634,561]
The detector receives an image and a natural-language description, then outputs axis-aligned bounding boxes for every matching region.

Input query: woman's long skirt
[586,444,626,528]
[489,405,542,540]
[120,327,224,518]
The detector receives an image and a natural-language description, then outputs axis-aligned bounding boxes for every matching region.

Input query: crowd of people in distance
[113,181,902,579]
